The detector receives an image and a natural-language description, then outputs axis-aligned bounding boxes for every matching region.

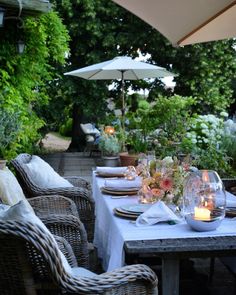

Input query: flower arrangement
[139,156,190,206]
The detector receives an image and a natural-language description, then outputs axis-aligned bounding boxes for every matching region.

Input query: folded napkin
[104,177,142,190]
[136,201,181,226]
[96,167,127,175]
[226,191,236,208]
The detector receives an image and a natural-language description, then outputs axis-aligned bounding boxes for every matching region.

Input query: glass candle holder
[138,185,157,204]
[124,166,137,181]
[183,170,226,231]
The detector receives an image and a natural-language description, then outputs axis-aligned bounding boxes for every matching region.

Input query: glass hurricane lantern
[183,170,226,231]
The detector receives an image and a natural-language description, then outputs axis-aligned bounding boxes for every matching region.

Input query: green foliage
[172,41,236,113]
[152,95,195,143]
[220,135,236,172]
[192,145,233,178]
[0,108,21,158]
[0,11,69,157]
[59,118,73,137]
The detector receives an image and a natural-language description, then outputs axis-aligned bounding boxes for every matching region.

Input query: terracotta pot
[119,152,138,167]
[0,159,7,170]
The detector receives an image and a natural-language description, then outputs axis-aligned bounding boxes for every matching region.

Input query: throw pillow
[0,167,26,205]
[24,156,73,188]
[0,200,72,274]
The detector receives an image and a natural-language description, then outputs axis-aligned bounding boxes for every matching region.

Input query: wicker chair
[222,178,236,195]
[0,220,158,295]
[11,153,95,242]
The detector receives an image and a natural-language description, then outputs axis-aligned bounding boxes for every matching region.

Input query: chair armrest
[65,176,91,191]
[63,264,158,294]
[54,235,78,268]
[222,178,236,195]
[28,195,79,218]
[41,214,89,268]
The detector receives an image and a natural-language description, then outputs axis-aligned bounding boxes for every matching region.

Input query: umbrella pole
[121,70,125,151]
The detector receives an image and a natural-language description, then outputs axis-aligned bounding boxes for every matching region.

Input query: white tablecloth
[92,172,236,271]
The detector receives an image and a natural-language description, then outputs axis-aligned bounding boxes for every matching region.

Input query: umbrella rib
[87,70,103,79]
[130,70,139,80]
[177,0,236,46]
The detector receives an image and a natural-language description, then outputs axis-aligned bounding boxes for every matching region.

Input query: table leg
[162,258,179,295]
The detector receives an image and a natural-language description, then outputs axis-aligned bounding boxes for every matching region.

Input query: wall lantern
[0,7,6,27]
[0,2,25,54]
[17,40,25,54]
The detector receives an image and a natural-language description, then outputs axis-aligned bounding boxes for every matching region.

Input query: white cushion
[71,266,96,278]
[0,167,26,205]
[80,123,100,135]
[0,200,72,274]
[24,156,73,189]
[86,135,95,143]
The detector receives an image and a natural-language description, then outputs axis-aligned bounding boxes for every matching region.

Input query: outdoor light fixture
[17,40,25,54]
[104,126,115,135]
[0,1,24,29]
[0,7,5,27]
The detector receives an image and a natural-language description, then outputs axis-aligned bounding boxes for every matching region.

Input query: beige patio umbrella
[64,56,175,149]
[112,0,236,46]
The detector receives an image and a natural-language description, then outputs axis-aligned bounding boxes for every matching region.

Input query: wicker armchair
[0,220,158,295]
[222,178,236,195]
[27,195,89,268]
[11,153,95,242]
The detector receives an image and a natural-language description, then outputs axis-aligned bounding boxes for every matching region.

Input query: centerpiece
[138,156,190,206]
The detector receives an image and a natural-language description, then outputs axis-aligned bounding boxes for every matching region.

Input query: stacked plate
[225,207,236,217]
[96,172,125,178]
[101,186,139,195]
[114,203,152,219]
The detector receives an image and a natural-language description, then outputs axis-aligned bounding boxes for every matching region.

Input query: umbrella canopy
[112,0,236,46]
[64,56,174,150]
[64,56,173,80]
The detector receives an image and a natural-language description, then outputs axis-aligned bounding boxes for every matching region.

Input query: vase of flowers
[138,156,190,206]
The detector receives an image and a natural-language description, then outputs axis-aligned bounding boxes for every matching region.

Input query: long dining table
[92,172,236,295]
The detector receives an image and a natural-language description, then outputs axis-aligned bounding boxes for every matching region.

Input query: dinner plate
[96,172,125,178]
[113,208,139,219]
[120,203,152,214]
[225,207,236,217]
[101,187,138,195]
[104,186,140,192]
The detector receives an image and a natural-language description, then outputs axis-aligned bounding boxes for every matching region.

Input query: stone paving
[42,151,236,295]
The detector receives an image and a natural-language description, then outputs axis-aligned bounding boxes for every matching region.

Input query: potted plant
[98,132,121,167]
[119,129,149,166]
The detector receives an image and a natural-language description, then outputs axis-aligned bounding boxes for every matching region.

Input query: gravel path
[41,133,71,152]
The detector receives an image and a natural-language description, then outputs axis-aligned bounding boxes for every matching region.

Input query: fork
[111,195,130,199]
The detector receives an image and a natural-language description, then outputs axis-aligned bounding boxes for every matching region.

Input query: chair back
[0,220,65,294]
[11,154,44,197]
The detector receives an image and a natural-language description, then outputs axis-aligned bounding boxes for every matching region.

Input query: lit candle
[104,126,115,135]
[202,170,210,182]
[194,207,211,220]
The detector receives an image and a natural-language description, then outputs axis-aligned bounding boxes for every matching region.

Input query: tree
[47,1,236,152]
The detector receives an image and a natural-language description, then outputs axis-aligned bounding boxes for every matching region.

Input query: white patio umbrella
[64,56,174,137]
[112,0,236,46]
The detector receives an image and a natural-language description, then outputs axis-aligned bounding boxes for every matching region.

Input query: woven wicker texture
[11,153,95,242]
[222,178,236,195]
[0,220,158,294]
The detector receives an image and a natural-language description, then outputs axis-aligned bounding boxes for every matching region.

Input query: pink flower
[160,177,173,191]
[151,188,164,197]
